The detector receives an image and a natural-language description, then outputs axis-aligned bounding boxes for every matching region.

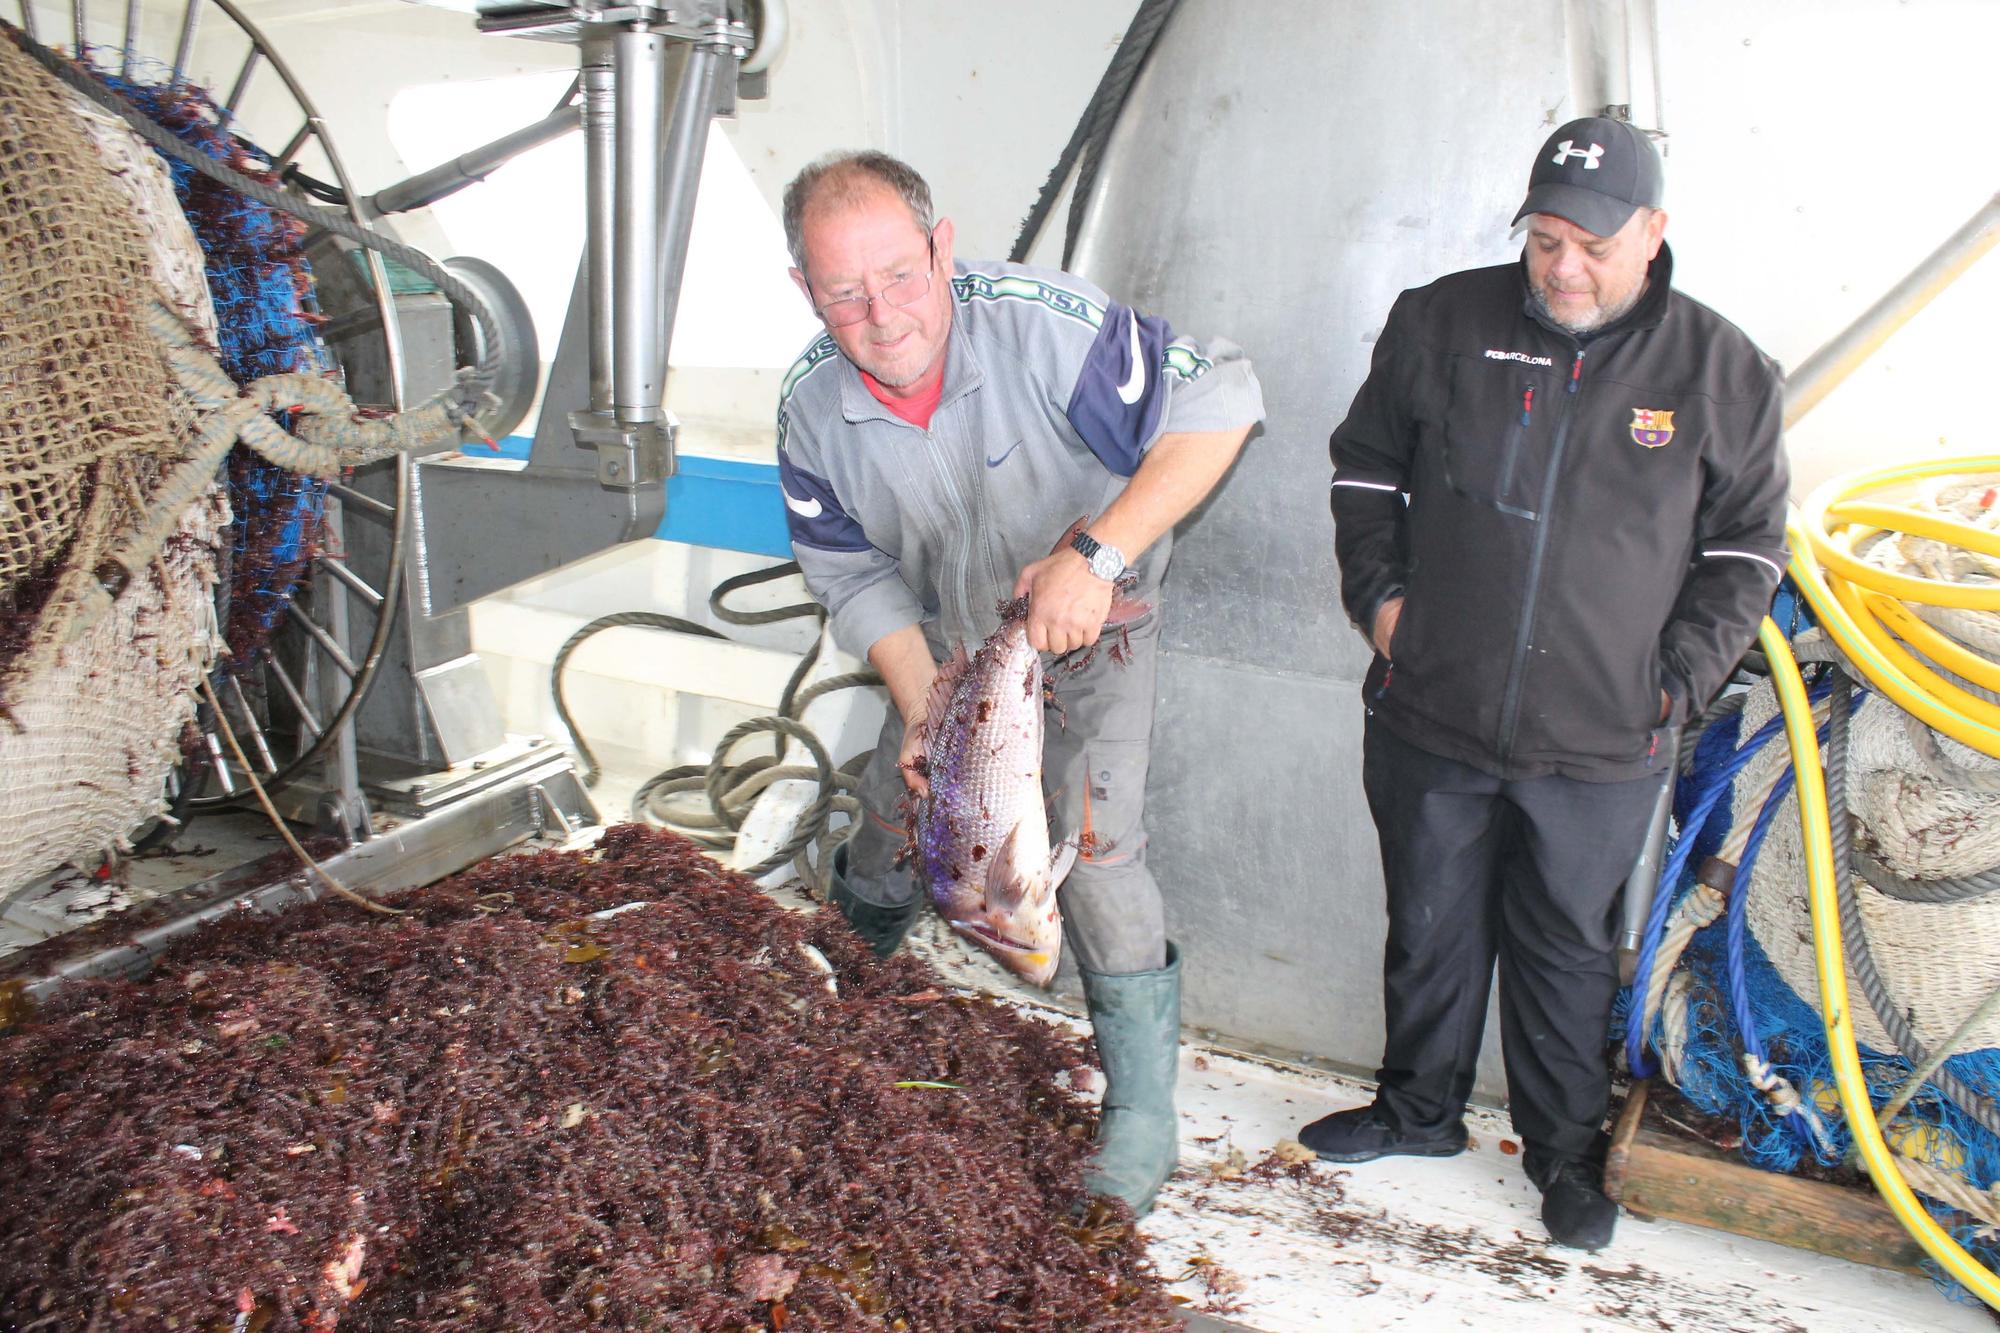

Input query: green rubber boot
[1080,942,1182,1217]
[827,842,923,960]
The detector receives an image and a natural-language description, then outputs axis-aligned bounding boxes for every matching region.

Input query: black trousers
[1362,715,1663,1163]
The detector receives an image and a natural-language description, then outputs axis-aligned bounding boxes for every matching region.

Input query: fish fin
[920,643,972,733]
[985,822,1037,913]
[1047,838,1078,888]
[1103,595,1152,625]
[1050,515,1091,560]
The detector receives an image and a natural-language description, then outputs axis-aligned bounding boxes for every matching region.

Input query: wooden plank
[1605,1080,1927,1275]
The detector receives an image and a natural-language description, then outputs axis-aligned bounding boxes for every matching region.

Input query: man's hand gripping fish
[902,522,1140,987]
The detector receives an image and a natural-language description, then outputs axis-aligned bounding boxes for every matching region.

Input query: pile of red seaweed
[0,825,1178,1330]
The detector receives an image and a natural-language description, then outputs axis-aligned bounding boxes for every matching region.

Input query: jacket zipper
[920,422,978,639]
[1495,348,1584,761]
[1496,382,1535,500]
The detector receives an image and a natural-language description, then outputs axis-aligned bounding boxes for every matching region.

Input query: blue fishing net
[97,57,331,672]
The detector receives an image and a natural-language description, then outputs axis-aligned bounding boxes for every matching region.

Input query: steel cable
[547,565,884,884]
[550,612,728,790]
[1007,0,1181,266]
[1851,850,2000,905]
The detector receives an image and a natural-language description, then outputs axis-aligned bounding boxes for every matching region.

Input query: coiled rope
[548,563,882,886]
[80,298,474,628]
[1825,666,2000,1137]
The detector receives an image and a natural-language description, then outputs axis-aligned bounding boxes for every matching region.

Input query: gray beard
[1530,278,1646,335]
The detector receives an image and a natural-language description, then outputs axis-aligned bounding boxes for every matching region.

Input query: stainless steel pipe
[648,37,730,411]
[582,34,617,416]
[613,28,674,427]
[368,104,583,217]
[1785,191,2000,429]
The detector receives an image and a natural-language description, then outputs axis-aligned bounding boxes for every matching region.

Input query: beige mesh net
[0,36,189,694]
[0,35,482,900]
[0,38,225,896]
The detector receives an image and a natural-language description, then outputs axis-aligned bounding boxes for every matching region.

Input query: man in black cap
[1304,117,1790,1251]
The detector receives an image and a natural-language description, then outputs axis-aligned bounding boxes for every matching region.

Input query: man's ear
[789,266,814,307]
[932,217,956,270]
[1642,208,1669,259]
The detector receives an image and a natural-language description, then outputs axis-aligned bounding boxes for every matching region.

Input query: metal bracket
[477,2,752,57]
[568,409,677,488]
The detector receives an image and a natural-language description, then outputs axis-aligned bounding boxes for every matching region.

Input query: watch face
[1089,546,1124,581]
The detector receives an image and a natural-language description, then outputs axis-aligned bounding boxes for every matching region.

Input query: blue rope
[1624,677,1834,1076]
[1724,691,1867,1150]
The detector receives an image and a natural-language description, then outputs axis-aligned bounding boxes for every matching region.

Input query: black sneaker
[1297,1104,1468,1164]
[1535,1158,1618,1252]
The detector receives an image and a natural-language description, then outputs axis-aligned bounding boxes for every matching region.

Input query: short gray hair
[782,150,936,270]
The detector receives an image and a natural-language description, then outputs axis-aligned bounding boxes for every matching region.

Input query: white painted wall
[1651,0,1996,495]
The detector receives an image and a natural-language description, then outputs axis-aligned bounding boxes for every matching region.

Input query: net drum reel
[1,0,427,890]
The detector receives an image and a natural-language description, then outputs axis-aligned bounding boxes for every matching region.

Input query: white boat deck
[873,904,1985,1333]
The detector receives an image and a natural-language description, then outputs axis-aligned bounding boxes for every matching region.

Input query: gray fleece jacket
[777,258,1264,658]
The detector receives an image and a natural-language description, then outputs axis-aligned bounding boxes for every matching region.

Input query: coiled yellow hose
[1773,455,2000,1309]
[1796,457,2000,758]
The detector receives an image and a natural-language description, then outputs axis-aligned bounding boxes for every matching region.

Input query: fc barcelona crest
[1630,408,1675,449]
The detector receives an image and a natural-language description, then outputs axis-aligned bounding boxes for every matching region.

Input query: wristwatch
[1069,528,1127,582]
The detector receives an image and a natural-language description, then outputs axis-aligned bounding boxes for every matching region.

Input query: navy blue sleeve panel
[777,446,870,553]
[1063,301,1175,479]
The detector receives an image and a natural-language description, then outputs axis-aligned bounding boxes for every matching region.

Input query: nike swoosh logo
[1116,311,1146,405]
[985,439,1025,469]
[782,485,823,519]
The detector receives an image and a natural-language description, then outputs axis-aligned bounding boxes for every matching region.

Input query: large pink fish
[907,597,1075,986]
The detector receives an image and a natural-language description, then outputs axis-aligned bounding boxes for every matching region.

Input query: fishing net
[0,33,226,894]
[96,65,333,673]
[0,824,1180,1331]
[0,33,190,695]
[1630,650,2000,1300]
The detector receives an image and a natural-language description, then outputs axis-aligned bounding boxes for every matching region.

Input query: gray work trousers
[842,611,1167,977]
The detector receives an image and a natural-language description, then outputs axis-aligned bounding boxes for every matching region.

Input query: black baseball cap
[1512,116,1664,238]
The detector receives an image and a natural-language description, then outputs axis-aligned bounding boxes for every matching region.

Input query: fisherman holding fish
[774,151,1262,1217]
[1317,119,1789,1251]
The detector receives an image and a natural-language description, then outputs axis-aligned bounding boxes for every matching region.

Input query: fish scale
[911,605,1074,986]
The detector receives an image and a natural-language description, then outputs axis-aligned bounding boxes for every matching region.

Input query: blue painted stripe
[489,435,789,558]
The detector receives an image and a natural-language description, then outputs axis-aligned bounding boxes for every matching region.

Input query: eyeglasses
[813,233,936,328]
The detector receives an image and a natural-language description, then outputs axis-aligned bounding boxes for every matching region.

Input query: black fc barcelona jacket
[1329,244,1789,782]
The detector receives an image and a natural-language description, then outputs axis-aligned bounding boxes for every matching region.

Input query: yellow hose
[1767,454,2000,1308]
[1793,456,2000,758]
[1761,619,2000,1309]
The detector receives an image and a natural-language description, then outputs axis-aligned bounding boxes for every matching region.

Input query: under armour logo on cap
[1550,140,1604,169]
[1513,116,1664,239]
